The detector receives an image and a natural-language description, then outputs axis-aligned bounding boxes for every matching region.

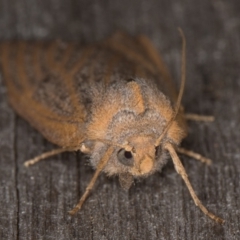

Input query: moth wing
[0,41,91,148]
[104,31,178,101]
[104,31,186,129]
[135,34,187,128]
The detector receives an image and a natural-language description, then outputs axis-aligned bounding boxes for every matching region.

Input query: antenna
[155,28,186,146]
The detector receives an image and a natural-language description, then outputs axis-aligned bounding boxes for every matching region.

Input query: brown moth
[0,30,224,223]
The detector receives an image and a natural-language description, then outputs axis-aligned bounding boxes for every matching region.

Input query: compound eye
[117,149,134,167]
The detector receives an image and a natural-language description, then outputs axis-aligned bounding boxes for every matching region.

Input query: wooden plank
[0,0,240,239]
[0,74,18,239]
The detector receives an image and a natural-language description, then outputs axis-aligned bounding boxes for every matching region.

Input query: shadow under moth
[0,30,224,223]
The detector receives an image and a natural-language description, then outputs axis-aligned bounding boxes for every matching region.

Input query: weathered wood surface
[0,0,239,239]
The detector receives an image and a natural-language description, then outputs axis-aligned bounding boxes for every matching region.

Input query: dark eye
[117,149,134,166]
[155,145,161,158]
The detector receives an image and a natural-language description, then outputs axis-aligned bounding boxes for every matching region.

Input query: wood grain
[0,0,239,239]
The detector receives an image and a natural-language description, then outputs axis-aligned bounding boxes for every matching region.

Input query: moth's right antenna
[174,28,186,117]
[69,146,114,215]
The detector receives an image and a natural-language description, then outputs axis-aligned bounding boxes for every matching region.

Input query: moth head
[82,116,185,190]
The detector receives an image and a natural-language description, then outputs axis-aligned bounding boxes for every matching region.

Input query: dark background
[0,0,239,239]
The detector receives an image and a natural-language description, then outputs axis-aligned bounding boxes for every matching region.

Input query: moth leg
[185,113,214,122]
[177,147,212,165]
[24,147,78,167]
[165,143,224,224]
[69,146,114,215]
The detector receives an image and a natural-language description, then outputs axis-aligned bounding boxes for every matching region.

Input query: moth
[0,30,223,223]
